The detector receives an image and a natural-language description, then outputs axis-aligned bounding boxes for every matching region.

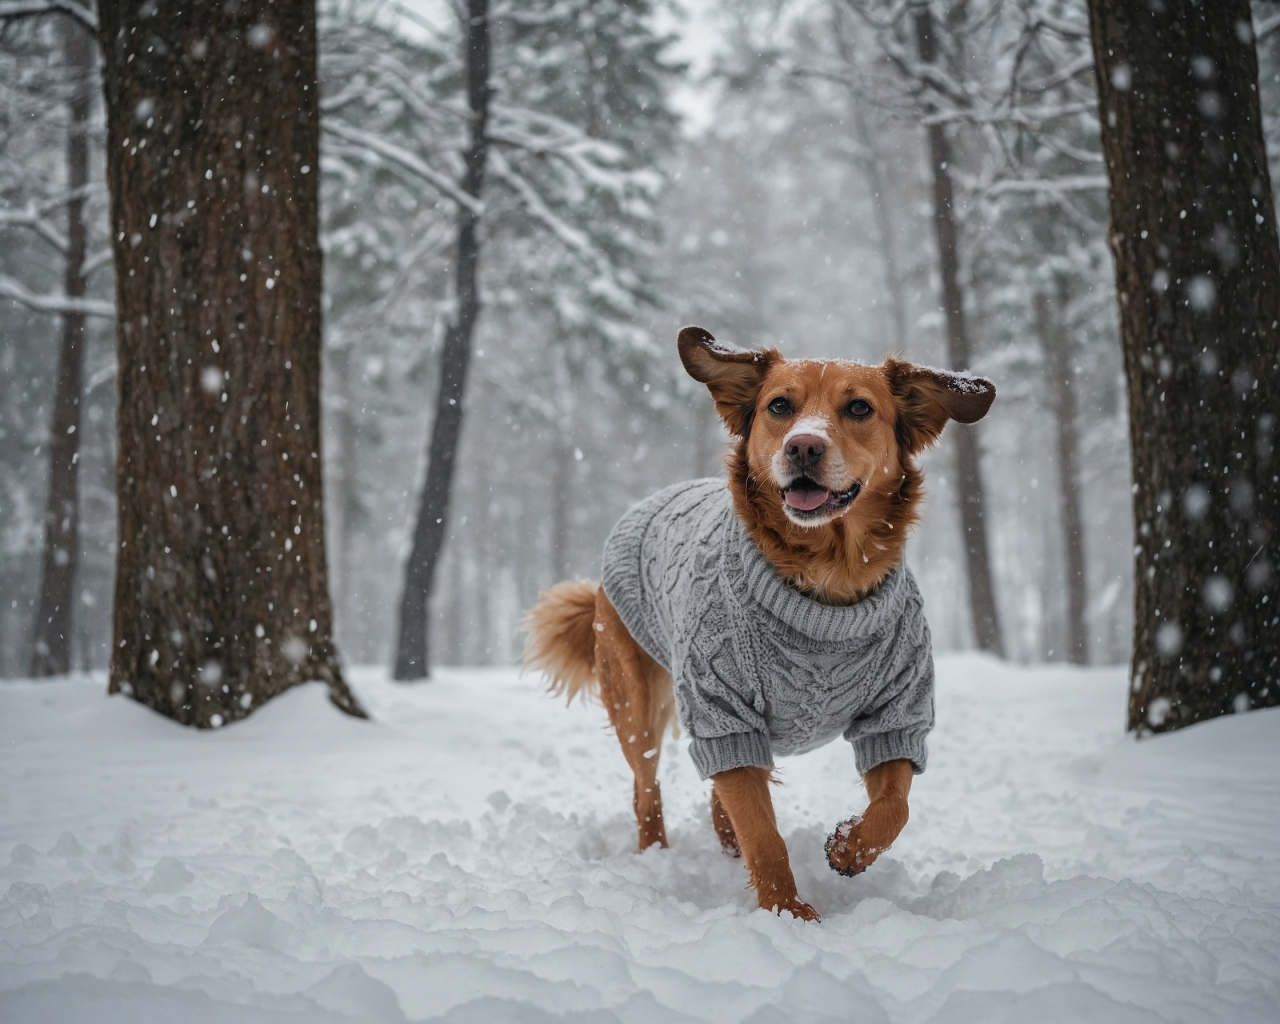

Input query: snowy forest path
[1,657,1277,1022]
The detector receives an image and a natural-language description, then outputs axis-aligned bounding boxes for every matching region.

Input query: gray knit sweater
[601,478,934,780]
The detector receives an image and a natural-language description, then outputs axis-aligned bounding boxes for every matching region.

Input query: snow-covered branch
[1030,12,1089,42]
[80,247,112,276]
[321,119,482,216]
[0,0,96,31]
[877,34,976,111]
[923,101,1095,128]
[0,204,69,253]
[488,149,597,264]
[984,175,1108,197]
[1256,12,1280,41]
[487,119,637,201]
[0,183,104,256]
[1020,53,1094,94]
[0,273,114,317]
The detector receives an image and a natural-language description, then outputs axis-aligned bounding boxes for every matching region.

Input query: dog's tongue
[784,487,829,511]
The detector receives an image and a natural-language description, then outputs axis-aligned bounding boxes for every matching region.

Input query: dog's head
[679,326,995,598]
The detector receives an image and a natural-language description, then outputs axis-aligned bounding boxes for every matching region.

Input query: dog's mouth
[782,477,862,518]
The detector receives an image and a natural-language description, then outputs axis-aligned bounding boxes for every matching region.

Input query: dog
[522,326,995,920]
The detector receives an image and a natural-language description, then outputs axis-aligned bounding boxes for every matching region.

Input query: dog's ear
[678,326,780,437]
[884,357,996,454]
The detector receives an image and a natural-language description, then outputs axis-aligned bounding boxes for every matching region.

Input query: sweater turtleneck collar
[732,509,908,644]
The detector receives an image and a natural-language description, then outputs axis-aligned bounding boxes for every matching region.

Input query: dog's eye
[846,399,872,419]
[767,397,792,417]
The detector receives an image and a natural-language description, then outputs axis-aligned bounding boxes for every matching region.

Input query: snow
[2,655,1278,1023]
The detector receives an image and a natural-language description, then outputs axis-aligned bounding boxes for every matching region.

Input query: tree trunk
[98,0,364,724]
[30,20,94,677]
[392,0,490,680]
[1088,0,1280,732]
[477,494,492,661]
[1035,285,1088,664]
[914,8,1005,657]
[851,97,908,353]
[328,341,356,630]
[550,438,571,583]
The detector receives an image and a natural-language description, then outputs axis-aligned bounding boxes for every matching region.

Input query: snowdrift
[1,655,1277,1022]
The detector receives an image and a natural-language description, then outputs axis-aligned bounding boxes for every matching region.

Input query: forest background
[2,0,1278,682]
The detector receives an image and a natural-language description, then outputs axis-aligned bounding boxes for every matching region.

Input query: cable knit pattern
[601,478,934,780]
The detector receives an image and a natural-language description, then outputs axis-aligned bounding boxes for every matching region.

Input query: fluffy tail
[520,580,600,703]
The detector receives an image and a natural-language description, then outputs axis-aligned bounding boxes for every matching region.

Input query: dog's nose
[785,433,825,468]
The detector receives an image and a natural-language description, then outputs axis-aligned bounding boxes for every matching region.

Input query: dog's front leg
[712,766,818,921]
[825,758,912,876]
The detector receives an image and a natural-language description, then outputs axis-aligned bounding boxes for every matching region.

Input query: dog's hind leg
[593,589,672,850]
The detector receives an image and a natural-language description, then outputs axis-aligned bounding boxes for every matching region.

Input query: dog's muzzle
[782,478,862,519]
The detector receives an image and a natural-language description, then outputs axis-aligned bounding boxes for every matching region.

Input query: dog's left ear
[884,357,996,454]
[678,326,780,437]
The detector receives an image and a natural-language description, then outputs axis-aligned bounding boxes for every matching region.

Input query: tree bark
[1088,0,1280,732]
[393,0,490,680]
[1035,285,1088,664]
[98,0,364,724]
[914,8,1005,657]
[30,20,94,677]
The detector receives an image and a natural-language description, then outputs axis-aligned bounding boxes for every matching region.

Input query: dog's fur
[522,327,995,920]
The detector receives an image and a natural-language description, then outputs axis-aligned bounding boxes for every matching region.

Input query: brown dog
[522,327,995,920]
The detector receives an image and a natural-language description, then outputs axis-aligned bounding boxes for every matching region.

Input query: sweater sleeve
[679,638,775,780]
[843,655,934,776]
[688,729,773,779]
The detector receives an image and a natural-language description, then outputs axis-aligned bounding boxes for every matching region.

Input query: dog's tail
[520,580,600,704]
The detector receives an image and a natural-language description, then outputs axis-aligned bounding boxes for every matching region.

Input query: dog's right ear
[678,326,779,437]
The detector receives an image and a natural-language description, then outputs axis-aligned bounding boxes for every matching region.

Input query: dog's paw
[827,795,908,876]
[773,897,820,922]
[824,814,870,877]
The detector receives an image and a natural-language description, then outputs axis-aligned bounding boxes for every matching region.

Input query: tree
[392,0,490,680]
[1034,280,1087,663]
[1088,0,1279,731]
[29,18,94,675]
[912,5,1005,656]
[0,3,116,674]
[806,0,1118,659]
[317,0,677,678]
[97,0,364,724]
[497,0,679,592]
[311,1,675,669]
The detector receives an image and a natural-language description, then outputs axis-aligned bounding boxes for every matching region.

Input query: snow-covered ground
[1,655,1277,1023]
